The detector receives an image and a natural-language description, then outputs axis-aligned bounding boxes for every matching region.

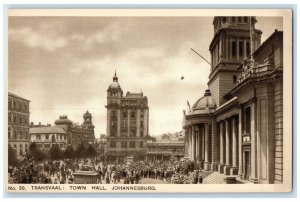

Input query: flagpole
[250,16,253,57]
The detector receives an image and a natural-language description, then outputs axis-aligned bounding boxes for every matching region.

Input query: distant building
[106,72,150,162]
[54,112,95,149]
[97,134,107,145]
[8,92,30,158]
[96,134,107,155]
[183,16,283,184]
[30,126,68,152]
[145,132,185,161]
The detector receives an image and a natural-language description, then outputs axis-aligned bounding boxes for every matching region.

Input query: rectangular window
[110,141,116,148]
[238,17,242,23]
[130,129,136,137]
[239,41,244,59]
[245,107,251,134]
[140,131,143,137]
[140,142,143,148]
[246,41,250,57]
[232,17,236,23]
[121,142,127,148]
[130,142,135,148]
[233,75,237,84]
[231,41,237,58]
[46,134,49,139]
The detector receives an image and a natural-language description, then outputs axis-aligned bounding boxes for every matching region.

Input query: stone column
[204,123,210,171]
[223,119,231,175]
[195,126,199,162]
[198,125,203,169]
[230,117,239,175]
[191,126,195,161]
[218,121,225,173]
[238,107,243,177]
[202,126,205,162]
[250,101,258,183]
[210,119,217,171]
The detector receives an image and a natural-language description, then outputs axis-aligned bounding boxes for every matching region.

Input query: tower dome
[191,89,216,115]
[54,115,73,125]
[108,70,122,90]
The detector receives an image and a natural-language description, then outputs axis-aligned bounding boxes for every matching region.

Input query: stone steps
[201,171,226,184]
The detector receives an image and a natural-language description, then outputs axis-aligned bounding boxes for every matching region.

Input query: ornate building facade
[8,92,30,158]
[30,126,68,152]
[54,111,95,149]
[183,16,283,184]
[106,72,150,162]
[145,132,185,162]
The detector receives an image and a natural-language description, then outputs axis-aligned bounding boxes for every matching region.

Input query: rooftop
[30,126,66,134]
[8,92,30,102]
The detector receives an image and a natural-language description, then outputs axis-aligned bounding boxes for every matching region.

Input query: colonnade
[217,117,239,175]
[186,123,211,171]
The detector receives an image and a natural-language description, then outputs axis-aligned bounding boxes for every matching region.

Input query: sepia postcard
[5,8,293,193]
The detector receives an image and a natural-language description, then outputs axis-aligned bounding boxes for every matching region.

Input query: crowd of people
[8,157,204,184]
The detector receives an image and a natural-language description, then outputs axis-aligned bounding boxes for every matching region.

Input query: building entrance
[244,151,251,180]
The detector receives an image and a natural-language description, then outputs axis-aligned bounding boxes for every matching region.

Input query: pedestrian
[198,174,203,184]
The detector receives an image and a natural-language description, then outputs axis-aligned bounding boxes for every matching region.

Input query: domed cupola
[191,89,216,115]
[108,70,122,90]
[54,115,73,125]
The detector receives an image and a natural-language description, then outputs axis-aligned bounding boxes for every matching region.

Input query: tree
[86,144,97,157]
[64,145,75,159]
[75,143,87,158]
[28,142,45,161]
[8,145,18,166]
[49,144,63,160]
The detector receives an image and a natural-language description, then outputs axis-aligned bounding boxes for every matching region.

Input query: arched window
[14,131,17,139]
[130,112,136,119]
[51,135,56,142]
[20,144,23,155]
[19,130,22,139]
[8,113,11,124]
[14,144,17,152]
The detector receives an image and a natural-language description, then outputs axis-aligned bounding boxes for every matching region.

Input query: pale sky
[8,16,282,137]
